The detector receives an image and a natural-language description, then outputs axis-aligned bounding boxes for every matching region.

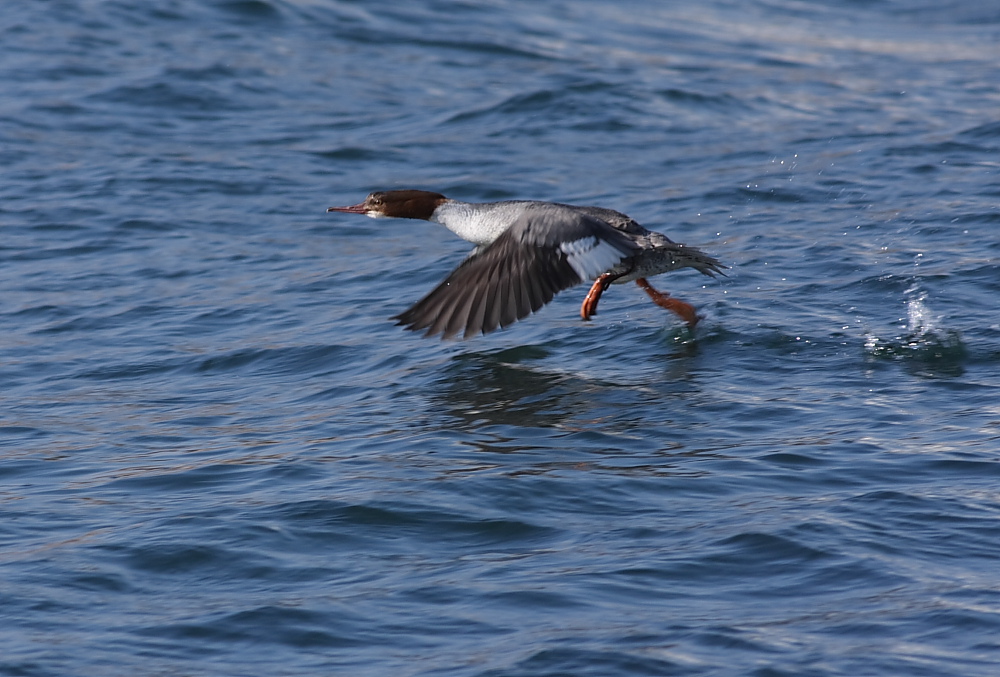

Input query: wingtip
[390,312,473,341]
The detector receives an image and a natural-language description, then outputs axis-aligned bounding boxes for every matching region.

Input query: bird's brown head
[327,190,448,220]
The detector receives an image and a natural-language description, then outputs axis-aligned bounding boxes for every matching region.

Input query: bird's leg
[580,272,617,320]
[635,278,700,328]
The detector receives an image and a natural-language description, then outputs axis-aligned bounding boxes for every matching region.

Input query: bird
[327,190,725,340]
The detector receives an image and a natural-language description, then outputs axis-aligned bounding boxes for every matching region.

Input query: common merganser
[327,190,725,340]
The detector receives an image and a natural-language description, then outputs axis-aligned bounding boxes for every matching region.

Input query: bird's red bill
[327,203,368,213]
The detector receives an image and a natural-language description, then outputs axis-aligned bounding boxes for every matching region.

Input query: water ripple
[3,1,1000,676]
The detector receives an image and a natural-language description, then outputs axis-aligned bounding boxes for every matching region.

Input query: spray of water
[863,282,964,368]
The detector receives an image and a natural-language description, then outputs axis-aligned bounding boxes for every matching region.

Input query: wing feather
[393,205,640,339]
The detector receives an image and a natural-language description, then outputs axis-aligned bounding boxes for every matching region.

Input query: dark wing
[393,205,640,340]
[571,205,664,239]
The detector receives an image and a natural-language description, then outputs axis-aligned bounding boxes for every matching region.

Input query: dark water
[3,1,1000,675]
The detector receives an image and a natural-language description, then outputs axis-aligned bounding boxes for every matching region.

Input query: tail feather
[654,242,727,278]
[682,246,727,278]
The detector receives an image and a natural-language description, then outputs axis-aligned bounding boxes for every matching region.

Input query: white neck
[430,200,533,246]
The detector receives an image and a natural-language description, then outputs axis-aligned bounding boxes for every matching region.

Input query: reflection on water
[430,331,707,433]
[434,345,573,429]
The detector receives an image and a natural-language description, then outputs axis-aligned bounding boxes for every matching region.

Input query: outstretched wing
[393,205,639,340]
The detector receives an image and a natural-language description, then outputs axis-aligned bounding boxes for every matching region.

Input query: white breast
[431,201,533,246]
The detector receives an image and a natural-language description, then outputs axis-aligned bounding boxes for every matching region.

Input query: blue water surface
[2,1,1000,675]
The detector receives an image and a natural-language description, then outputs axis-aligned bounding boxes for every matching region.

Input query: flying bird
[328,190,724,339]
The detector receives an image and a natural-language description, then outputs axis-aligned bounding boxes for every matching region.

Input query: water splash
[863,283,965,373]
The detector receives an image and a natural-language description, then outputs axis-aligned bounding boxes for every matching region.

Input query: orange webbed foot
[635,278,701,329]
[580,273,615,321]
